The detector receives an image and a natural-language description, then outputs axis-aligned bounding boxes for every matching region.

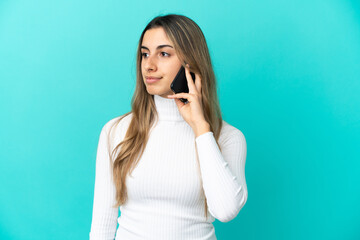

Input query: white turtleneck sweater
[89,94,248,240]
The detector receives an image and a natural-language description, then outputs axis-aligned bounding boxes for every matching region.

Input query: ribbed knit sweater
[89,94,248,240]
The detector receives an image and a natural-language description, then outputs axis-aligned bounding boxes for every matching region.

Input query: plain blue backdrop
[0,0,359,239]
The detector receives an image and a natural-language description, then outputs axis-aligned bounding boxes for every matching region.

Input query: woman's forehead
[142,28,173,47]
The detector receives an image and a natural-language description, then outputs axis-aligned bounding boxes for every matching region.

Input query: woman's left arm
[166,64,248,222]
[195,129,248,223]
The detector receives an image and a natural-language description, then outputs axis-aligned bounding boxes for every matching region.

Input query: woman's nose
[144,55,157,71]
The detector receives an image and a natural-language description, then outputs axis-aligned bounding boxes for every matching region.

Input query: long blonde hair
[108,14,223,219]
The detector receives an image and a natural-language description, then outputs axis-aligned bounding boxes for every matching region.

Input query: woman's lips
[146,77,162,84]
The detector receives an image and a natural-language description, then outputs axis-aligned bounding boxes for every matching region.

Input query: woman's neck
[154,94,184,122]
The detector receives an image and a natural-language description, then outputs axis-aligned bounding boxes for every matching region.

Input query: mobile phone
[170,66,196,103]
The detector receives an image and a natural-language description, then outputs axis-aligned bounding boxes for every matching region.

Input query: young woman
[89,14,248,240]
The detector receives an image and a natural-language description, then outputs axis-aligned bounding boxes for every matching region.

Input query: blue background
[0,0,359,239]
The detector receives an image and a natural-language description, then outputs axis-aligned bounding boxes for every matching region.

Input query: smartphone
[170,66,196,103]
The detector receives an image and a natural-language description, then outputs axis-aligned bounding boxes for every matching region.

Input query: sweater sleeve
[195,130,248,223]
[89,125,119,240]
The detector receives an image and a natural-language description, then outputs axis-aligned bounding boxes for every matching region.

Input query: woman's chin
[146,88,173,98]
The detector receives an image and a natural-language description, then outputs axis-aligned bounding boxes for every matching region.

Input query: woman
[89,14,248,240]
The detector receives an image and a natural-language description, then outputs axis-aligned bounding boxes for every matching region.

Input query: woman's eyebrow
[141,44,173,50]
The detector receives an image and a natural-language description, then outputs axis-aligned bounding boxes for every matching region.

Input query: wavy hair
[108,14,223,220]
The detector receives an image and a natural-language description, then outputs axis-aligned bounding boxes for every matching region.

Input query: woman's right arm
[89,124,119,240]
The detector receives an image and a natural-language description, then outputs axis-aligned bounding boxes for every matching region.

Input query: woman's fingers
[185,64,197,94]
[185,64,202,96]
[194,72,201,94]
[168,92,193,101]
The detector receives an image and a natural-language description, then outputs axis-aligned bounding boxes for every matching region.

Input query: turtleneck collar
[154,94,185,122]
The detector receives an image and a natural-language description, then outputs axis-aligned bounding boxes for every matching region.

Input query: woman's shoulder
[100,112,133,140]
[100,112,133,150]
[102,112,133,133]
[219,120,246,145]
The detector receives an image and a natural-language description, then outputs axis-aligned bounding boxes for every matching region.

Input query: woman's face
[141,27,182,98]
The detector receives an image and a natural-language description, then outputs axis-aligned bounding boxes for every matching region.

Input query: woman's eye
[141,52,170,58]
[161,52,170,57]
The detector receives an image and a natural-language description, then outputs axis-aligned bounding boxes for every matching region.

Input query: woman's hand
[167,64,211,137]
